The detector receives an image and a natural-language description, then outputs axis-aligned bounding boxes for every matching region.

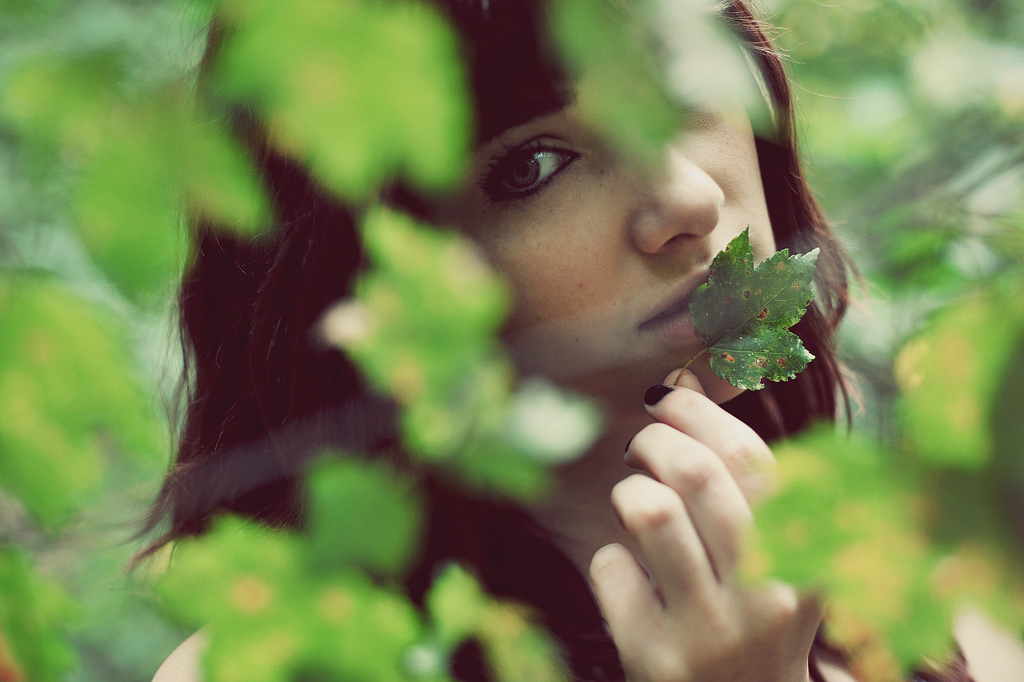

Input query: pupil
[508,158,540,188]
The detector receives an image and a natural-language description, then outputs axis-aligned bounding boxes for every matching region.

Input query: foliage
[0,0,1022,680]
[747,429,1024,679]
[682,228,818,390]
[0,274,164,526]
[1,53,268,300]
[155,466,569,682]
[325,207,600,499]
[208,0,471,200]
[0,547,78,682]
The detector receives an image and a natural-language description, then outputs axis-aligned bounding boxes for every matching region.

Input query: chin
[533,351,742,413]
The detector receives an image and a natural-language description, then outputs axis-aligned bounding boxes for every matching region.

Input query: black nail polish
[644,384,673,406]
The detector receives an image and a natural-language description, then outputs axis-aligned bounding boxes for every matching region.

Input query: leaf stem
[672,346,709,386]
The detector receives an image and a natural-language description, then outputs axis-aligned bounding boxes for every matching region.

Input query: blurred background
[1,0,1022,680]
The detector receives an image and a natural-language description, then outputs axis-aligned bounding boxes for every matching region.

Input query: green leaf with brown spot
[690,228,818,390]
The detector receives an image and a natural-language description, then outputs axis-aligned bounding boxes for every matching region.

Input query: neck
[527,408,653,578]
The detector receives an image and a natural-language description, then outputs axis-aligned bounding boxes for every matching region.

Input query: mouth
[638,273,710,331]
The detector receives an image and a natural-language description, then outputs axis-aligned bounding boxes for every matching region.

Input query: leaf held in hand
[690,228,819,390]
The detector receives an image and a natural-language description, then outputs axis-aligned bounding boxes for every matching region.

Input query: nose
[629,147,725,254]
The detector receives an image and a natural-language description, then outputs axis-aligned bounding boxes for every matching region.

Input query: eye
[482,143,579,201]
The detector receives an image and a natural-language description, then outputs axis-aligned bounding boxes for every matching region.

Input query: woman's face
[440,104,775,407]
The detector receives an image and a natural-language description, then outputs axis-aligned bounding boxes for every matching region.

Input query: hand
[589,370,820,682]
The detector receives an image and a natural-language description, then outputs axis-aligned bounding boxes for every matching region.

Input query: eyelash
[479,139,580,202]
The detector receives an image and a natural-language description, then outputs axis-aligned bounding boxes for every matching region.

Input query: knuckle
[718,432,772,470]
[675,452,723,496]
[612,477,681,532]
[763,582,801,625]
[644,648,688,682]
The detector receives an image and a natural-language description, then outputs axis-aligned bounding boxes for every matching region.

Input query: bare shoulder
[152,630,207,682]
[955,609,1024,682]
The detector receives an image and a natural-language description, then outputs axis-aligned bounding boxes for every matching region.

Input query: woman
[146,0,980,680]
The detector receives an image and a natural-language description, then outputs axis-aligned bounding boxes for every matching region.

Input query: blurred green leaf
[869,216,966,294]
[476,602,570,682]
[1,52,269,300]
[157,516,426,682]
[453,434,552,502]
[328,207,508,453]
[0,51,121,155]
[425,564,569,682]
[306,455,423,577]
[72,126,184,297]
[0,546,77,682]
[746,430,940,679]
[0,0,66,36]
[991,339,1024,547]
[549,0,676,164]
[895,288,1024,468]
[0,274,163,527]
[337,206,509,413]
[212,0,470,199]
[748,428,1024,680]
[425,564,489,650]
[777,0,932,87]
[327,207,564,499]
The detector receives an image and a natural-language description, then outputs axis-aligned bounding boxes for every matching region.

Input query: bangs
[439,0,573,143]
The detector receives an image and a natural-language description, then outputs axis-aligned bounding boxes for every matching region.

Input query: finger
[626,422,753,578]
[611,474,718,610]
[739,581,822,660]
[642,378,773,501]
[589,543,664,653]
[664,367,706,395]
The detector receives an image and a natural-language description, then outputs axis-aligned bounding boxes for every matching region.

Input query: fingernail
[643,384,673,406]
[623,436,637,467]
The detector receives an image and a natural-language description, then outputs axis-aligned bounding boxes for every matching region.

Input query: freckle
[578,283,583,289]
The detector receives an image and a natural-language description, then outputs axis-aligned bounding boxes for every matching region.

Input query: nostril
[629,154,725,254]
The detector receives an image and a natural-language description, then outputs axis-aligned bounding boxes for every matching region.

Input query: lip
[638,271,711,338]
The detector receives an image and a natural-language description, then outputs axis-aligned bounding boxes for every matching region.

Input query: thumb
[664,368,707,396]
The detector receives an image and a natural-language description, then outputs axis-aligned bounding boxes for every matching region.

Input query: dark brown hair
[136,1,913,680]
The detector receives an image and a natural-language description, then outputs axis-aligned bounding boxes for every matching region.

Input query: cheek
[478,176,627,333]
[493,242,597,331]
